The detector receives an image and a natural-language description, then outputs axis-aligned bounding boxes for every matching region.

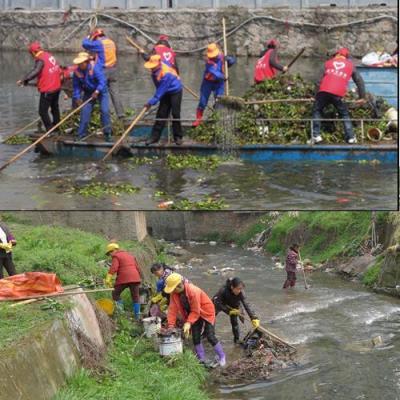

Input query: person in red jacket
[254,39,288,84]
[310,47,366,144]
[283,244,301,289]
[104,243,143,319]
[141,34,179,73]
[164,273,226,367]
[17,42,61,132]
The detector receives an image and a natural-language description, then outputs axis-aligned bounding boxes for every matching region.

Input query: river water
[175,242,400,400]
[0,52,397,210]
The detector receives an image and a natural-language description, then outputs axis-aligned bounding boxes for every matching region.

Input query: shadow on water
[0,52,397,210]
[175,243,400,400]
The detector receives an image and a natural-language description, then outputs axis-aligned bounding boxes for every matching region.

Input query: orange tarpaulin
[0,272,63,300]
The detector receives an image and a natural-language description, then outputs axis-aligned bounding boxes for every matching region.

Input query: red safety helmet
[28,41,42,53]
[266,39,279,48]
[336,47,350,58]
[91,28,105,39]
[159,34,169,41]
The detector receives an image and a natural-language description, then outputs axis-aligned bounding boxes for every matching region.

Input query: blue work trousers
[198,80,224,111]
[77,91,112,138]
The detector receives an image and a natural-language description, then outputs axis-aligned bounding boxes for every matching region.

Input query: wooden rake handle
[0,97,92,172]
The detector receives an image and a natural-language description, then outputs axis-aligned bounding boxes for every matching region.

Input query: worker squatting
[100,241,308,368]
[17,31,391,145]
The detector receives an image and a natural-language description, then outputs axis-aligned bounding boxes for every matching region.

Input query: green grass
[0,303,56,347]
[264,212,378,263]
[362,256,384,287]
[54,317,209,400]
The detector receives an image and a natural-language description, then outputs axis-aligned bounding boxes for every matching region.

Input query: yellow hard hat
[164,272,183,294]
[207,43,220,59]
[144,54,162,69]
[73,52,90,65]
[106,242,119,254]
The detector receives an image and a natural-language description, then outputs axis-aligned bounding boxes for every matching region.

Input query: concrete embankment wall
[0,291,106,400]
[0,8,397,57]
[146,211,264,240]
[15,210,148,242]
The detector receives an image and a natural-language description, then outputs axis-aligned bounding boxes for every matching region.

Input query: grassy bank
[233,212,389,264]
[0,215,160,343]
[54,317,208,400]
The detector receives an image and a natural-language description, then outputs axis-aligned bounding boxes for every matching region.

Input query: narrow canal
[176,242,400,400]
[0,52,397,210]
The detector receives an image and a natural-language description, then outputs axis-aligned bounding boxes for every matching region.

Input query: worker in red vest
[17,42,61,132]
[143,54,183,145]
[82,28,125,119]
[254,39,288,84]
[310,47,366,144]
[141,34,179,73]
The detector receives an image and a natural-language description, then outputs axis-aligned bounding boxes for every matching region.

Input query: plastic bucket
[367,127,383,142]
[139,288,149,305]
[142,316,161,338]
[385,107,398,130]
[159,334,183,356]
[96,298,115,316]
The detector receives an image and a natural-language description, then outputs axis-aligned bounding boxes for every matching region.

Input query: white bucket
[159,334,183,356]
[142,317,161,338]
[385,107,398,130]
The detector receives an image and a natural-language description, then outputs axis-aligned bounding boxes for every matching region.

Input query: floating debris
[73,182,140,197]
[3,134,31,145]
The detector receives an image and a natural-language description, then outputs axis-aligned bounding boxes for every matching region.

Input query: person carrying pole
[17,42,61,133]
[72,52,112,142]
[254,39,288,84]
[283,243,302,289]
[143,54,183,146]
[0,220,17,280]
[309,47,366,144]
[164,272,226,367]
[213,277,260,344]
[192,43,236,127]
[82,28,125,119]
[104,243,143,320]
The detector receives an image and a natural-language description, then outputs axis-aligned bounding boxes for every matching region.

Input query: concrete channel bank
[0,8,397,57]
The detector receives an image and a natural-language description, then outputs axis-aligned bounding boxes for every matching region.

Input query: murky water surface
[177,243,400,400]
[0,52,397,210]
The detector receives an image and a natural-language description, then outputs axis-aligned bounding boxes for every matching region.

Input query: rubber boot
[115,300,124,312]
[213,342,226,367]
[133,303,141,320]
[192,109,204,127]
[194,343,206,363]
[232,325,241,344]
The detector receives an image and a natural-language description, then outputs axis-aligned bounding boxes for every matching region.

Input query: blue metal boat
[350,66,398,108]
[30,124,398,164]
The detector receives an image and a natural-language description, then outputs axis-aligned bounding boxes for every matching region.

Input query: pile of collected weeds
[215,331,297,383]
[3,134,31,145]
[191,74,391,145]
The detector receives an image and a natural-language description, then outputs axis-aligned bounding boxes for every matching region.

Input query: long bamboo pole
[102,107,148,161]
[2,117,41,143]
[1,287,113,302]
[222,17,229,96]
[0,97,92,172]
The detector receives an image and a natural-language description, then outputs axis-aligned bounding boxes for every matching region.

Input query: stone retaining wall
[0,8,397,57]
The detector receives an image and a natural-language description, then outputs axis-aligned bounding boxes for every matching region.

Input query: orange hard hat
[28,41,41,53]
